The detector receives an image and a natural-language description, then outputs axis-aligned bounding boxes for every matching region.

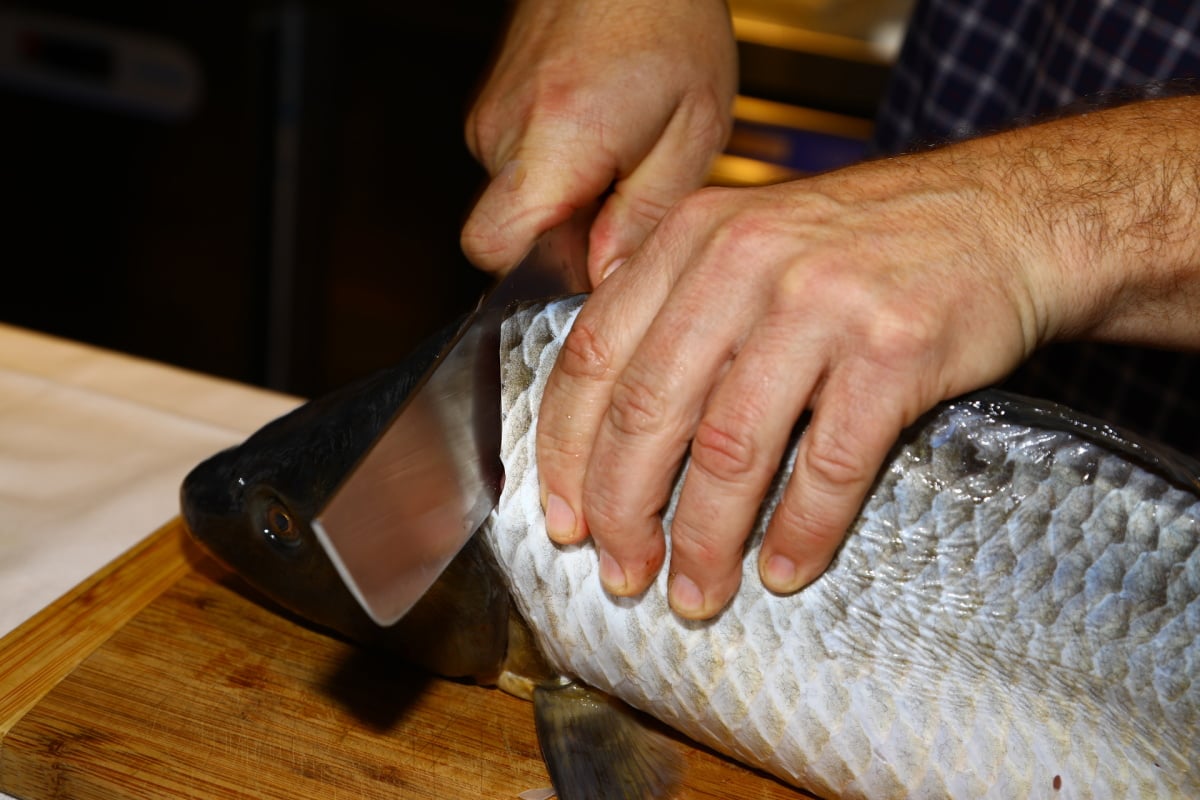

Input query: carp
[182,295,1200,799]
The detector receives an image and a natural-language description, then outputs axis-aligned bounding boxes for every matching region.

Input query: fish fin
[533,681,683,800]
[517,789,556,800]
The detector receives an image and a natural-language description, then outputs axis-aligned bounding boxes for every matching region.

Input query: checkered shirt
[870,0,1200,456]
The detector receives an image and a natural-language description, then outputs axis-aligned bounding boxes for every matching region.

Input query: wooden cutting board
[0,519,804,799]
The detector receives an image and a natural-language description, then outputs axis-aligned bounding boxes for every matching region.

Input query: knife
[312,217,591,626]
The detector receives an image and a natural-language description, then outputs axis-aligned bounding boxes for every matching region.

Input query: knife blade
[312,218,591,626]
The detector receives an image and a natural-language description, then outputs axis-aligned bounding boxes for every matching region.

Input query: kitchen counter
[0,323,301,642]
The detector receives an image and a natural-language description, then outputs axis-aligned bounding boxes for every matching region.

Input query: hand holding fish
[535,97,1200,619]
[183,287,1200,797]
[460,0,736,285]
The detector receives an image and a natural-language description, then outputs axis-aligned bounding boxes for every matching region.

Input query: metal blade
[312,218,590,626]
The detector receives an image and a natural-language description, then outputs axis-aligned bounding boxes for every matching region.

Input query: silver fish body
[488,296,1200,799]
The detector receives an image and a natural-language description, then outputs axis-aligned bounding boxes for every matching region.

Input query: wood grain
[1,522,803,799]
[0,520,193,739]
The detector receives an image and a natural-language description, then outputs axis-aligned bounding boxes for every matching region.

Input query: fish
[182,294,1200,800]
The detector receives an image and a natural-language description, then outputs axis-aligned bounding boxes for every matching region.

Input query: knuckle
[880,320,941,370]
[802,426,871,491]
[774,263,820,314]
[690,417,760,485]
[774,262,944,371]
[582,489,628,538]
[527,75,580,117]
[706,203,793,269]
[557,319,617,383]
[717,202,770,241]
[660,191,772,268]
[664,186,732,230]
[774,254,858,318]
[535,419,586,463]
[621,189,674,230]
[861,296,941,368]
[581,487,661,568]
[768,495,811,538]
[670,514,736,571]
[768,501,844,563]
[769,493,844,553]
[607,369,669,438]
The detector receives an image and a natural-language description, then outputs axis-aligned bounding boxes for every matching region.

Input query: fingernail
[599,256,626,282]
[496,160,526,192]
[669,573,704,616]
[598,549,627,594]
[543,493,576,542]
[762,554,799,594]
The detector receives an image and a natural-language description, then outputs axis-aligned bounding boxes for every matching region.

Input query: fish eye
[261,501,301,548]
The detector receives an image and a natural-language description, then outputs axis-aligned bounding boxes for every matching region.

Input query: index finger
[535,256,671,549]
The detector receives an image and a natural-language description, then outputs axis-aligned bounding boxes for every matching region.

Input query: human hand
[461,0,736,285]
[534,140,1075,619]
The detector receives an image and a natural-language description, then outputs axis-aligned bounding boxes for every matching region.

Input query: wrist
[984,96,1200,347]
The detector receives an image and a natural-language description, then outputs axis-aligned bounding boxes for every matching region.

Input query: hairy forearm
[983,95,1200,349]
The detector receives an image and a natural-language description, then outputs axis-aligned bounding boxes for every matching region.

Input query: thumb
[461,145,616,274]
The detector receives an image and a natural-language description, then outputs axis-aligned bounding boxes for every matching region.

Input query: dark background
[0,1,892,398]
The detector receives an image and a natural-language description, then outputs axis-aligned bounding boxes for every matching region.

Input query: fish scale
[486,295,1199,799]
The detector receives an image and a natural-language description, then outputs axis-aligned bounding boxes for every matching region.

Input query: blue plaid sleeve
[873,0,1200,153]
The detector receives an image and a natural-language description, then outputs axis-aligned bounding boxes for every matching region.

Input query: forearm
[979,95,1200,349]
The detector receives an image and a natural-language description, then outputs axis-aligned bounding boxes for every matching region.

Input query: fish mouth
[180,449,240,530]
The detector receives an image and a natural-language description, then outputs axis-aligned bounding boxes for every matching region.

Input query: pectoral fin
[533,681,683,800]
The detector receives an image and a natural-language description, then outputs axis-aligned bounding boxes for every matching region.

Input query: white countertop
[0,323,301,640]
[0,322,305,799]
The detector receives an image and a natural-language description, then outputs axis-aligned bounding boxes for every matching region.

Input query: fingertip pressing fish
[183,294,1200,799]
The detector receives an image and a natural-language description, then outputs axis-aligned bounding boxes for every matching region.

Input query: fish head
[181,322,511,680]
[180,380,400,646]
